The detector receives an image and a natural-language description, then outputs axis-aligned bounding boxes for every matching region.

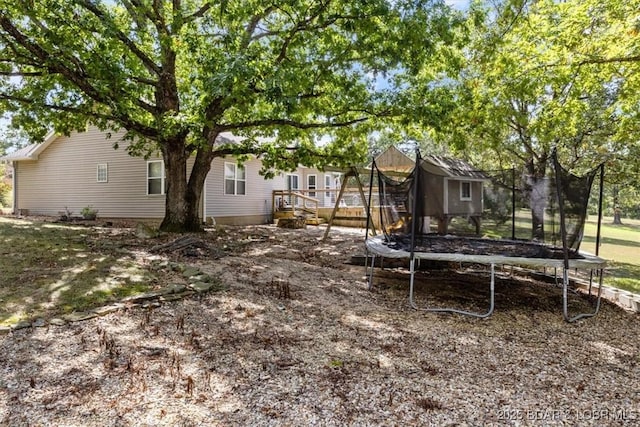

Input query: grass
[581,217,640,294]
[448,212,640,294]
[0,217,155,326]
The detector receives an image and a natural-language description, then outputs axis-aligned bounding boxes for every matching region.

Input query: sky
[445,0,471,11]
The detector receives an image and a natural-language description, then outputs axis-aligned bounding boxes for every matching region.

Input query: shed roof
[423,155,489,180]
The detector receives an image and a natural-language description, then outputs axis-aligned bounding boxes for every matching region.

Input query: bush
[81,205,98,220]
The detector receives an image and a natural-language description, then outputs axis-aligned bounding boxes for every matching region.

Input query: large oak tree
[0,0,461,231]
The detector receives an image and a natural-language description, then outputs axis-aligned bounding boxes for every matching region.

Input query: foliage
[0,0,464,231]
[81,205,98,220]
[435,0,640,235]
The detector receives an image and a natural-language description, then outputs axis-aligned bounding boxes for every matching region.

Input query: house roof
[0,130,57,161]
[0,130,247,162]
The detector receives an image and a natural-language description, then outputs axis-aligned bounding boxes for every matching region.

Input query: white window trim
[96,163,108,183]
[285,173,300,191]
[307,174,317,197]
[224,162,246,196]
[460,181,472,201]
[324,174,332,197]
[147,160,165,195]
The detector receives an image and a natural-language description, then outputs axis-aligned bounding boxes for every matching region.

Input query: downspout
[11,161,17,215]
[202,174,207,224]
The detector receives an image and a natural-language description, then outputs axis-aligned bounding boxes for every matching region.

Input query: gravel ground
[0,224,638,426]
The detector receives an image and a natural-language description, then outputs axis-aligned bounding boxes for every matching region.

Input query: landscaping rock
[121,291,164,303]
[32,318,46,328]
[164,284,187,294]
[63,312,98,322]
[188,273,211,283]
[13,321,31,330]
[190,282,217,293]
[49,318,66,326]
[92,304,124,316]
[0,325,11,335]
[182,267,200,278]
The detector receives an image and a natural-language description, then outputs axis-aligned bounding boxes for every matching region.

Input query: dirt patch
[0,221,638,426]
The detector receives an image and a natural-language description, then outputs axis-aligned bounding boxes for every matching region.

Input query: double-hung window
[307,175,317,198]
[147,160,165,195]
[96,163,108,183]
[224,162,246,195]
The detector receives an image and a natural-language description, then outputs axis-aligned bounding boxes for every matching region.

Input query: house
[0,126,340,225]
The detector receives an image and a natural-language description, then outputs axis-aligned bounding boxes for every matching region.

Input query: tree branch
[73,0,161,76]
[183,2,212,23]
[217,116,369,132]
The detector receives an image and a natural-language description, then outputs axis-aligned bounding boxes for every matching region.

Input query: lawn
[449,212,640,294]
[0,217,155,326]
[581,217,640,294]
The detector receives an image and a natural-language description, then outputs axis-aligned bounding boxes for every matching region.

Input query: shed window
[97,163,108,183]
[147,160,165,195]
[225,162,246,195]
[460,181,472,201]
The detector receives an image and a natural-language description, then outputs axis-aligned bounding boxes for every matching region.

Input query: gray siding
[14,126,337,224]
[15,127,166,218]
[204,157,277,223]
[445,179,483,215]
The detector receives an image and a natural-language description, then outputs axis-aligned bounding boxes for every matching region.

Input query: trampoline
[364,150,606,322]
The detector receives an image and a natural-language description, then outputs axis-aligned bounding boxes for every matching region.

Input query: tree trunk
[526,154,548,241]
[612,185,623,225]
[159,137,216,233]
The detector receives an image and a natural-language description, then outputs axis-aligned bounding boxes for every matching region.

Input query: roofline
[26,130,58,160]
[0,130,58,162]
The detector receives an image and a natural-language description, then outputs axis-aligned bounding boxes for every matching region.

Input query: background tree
[0,0,462,232]
[438,0,640,235]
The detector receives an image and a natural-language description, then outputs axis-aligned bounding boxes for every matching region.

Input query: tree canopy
[0,0,463,231]
[437,0,640,221]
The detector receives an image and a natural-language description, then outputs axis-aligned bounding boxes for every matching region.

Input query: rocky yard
[0,221,638,426]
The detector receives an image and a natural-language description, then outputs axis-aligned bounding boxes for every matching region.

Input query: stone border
[574,281,640,313]
[0,261,225,335]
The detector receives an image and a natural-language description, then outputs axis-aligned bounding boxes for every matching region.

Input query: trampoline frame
[365,235,605,322]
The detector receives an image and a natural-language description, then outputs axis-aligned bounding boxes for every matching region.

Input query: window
[225,162,246,195]
[147,160,165,195]
[325,174,332,197]
[307,174,317,198]
[96,163,108,183]
[286,174,299,191]
[460,181,472,201]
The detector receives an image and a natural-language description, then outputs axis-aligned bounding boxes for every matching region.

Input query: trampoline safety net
[372,150,603,259]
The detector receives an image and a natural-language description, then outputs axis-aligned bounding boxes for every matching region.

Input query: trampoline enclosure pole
[511,167,516,240]
[595,163,604,256]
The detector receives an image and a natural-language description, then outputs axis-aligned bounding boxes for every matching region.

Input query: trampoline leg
[409,258,417,309]
[563,268,603,323]
[367,253,376,290]
[412,263,495,319]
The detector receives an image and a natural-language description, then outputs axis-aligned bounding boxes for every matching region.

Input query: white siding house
[2,126,333,225]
